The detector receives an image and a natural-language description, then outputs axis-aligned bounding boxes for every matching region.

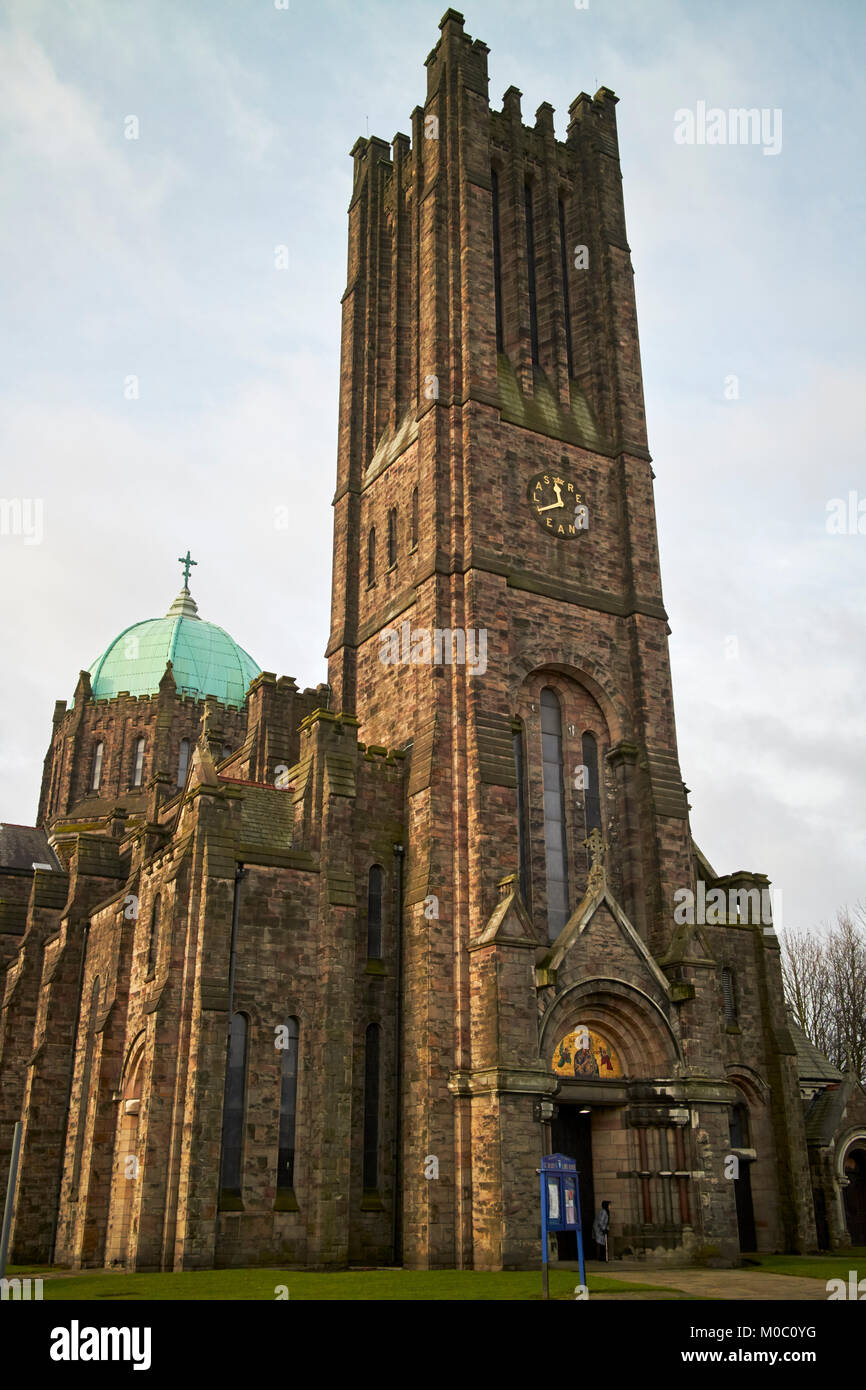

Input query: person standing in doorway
[592,1200,611,1261]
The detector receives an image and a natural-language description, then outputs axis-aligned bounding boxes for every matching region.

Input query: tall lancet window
[582,732,602,834]
[367,527,376,586]
[558,198,574,378]
[220,1012,248,1197]
[541,688,569,938]
[722,967,738,1027]
[91,742,104,791]
[410,487,419,550]
[147,893,161,976]
[367,865,384,960]
[387,508,398,568]
[491,167,504,354]
[363,1023,381,1191]
[524,183,540,367]
[132,737,145,788]
[277,1017,300,1191]
[729,1100,749,1148]
[513,720,531,908]
[177,738,191,788]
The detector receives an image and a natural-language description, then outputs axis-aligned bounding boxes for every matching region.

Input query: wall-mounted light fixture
[534,1100,558,1123]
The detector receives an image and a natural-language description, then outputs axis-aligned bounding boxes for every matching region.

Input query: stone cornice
[448,1066,559,1097]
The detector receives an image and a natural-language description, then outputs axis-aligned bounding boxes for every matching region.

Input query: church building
[2,10,865,1273]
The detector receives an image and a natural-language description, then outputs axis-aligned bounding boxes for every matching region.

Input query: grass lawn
[8,1266,691,1301]
[747,1248,866,1282]
[15,1251,858,1300]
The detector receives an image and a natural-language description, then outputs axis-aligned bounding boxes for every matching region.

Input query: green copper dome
[86,583,261,707]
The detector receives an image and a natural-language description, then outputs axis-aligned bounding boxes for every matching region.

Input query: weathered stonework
[1,10,862,1275]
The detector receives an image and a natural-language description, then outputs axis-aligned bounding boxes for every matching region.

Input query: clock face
[527,471,589,538]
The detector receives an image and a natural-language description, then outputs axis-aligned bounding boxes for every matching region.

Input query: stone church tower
[325,8,815,1267]
[4,11,858,1276]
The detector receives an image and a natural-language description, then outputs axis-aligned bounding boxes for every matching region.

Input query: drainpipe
[391,843,405,1266]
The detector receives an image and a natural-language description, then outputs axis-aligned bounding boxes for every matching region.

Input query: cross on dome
[178,550,197,589]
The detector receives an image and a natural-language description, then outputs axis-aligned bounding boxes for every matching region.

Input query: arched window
[132,737,145,788]
[277,1017,300,1191]
[729,1101,750,1149]
[367,527,376,586]
[220,744,231,762]
[387,508,398,568]
[91,742,104,791]
[363,1023,380,1191]
[582,731,602,834]
[367,865,383,959]
[147,893,161,975]
[541,688,569,939]
[513,720,531,907]
[177,738,191,787]
[721,967,738,1027]
[219,1012,248,1196]
[410,487,419,550]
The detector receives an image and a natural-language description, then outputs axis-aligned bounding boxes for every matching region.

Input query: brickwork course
[1,10,864,1274]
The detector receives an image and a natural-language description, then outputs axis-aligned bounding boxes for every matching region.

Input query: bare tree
[781,925,834,1059]
[781,905,866,1082]
[825,905,866,1080]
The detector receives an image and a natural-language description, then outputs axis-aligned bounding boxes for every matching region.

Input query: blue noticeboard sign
[539,1153,586,1298]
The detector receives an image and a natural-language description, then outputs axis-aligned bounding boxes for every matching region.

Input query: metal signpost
[539,1152,586,1300]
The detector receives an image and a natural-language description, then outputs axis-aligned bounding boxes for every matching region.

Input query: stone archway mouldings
[725,1065,771,1109]
[539,975,684,1080]
[512,658,630,748]
[836,1127,866,1184]
[115,1029,147,1101]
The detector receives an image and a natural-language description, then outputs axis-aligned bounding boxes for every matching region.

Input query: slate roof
[788,1015,843,1083]
[63,791,150,820]
[0,823,62,871]
[239,786,293,853]
[804,1084,847,1146]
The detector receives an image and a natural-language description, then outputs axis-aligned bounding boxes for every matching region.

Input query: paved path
[583,1263,829,1301]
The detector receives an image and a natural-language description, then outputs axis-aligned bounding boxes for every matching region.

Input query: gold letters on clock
[527,472,589,538]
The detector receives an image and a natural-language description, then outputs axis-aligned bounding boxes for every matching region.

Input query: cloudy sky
[1,0,863,933]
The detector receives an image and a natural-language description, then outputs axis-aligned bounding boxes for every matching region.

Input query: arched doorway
[548,1021,627,1259]
[551,1106,594,1257]
[729,1101,757,1252]
[843,1146,866,1245]
[550,1025,623,1253]
[725,1068,781,1251]
[542,981,685,1260]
